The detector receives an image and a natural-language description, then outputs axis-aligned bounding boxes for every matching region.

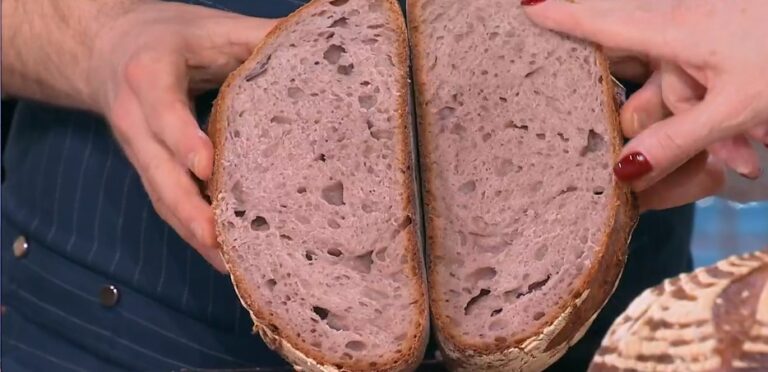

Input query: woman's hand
[523,0,768,210]
[88,2,278,271]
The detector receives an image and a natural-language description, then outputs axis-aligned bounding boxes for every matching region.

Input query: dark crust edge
[206,1,429,371]
[406,0,639,363]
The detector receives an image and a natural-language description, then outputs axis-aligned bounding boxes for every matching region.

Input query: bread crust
[405,1,639,370]
[207,1,429,371]
[590,249,768,372]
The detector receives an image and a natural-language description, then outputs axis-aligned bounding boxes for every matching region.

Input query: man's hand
[3,0,279,272]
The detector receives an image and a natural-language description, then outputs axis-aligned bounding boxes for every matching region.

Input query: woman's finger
[613,92,746,191]
[708,136,763,180]
[637,151,724,212]
[620,71,668,138]
[522,0,679,59]
[660,62,705,115]
[125,51,215,181]
[108,87,226,273]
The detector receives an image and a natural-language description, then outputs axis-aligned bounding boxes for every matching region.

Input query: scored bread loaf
[590,249,768,372]
[207,0,429,370]
[407,0,638,370]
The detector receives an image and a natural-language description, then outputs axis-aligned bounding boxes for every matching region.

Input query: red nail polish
[521,0,546,6]
[613,152,653,182]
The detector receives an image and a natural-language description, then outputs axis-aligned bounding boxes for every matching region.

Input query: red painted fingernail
[521,0,546,6]
[613,152,653,182]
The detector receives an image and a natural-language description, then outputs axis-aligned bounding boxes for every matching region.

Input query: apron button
[100,285,120,307]
[13,236,28,258]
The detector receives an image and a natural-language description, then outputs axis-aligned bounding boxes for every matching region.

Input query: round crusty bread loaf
[207,0,429,371]
[406,0,638,370]
[590,249,768,372]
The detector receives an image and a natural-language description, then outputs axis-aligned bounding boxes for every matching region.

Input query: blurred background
[2,99,766,268]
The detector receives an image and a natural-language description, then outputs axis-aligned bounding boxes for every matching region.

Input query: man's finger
[109,89,225,273]
[620,71,668,138]
[522,0,677,59]
[637,152,724,212]
[125,52,214,181]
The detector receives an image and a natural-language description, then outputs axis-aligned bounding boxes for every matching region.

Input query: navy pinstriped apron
[0,1,695,370]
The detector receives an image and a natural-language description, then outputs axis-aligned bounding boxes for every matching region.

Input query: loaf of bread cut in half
[407,1,638,370]
[590,249,768,372]
[208,0,429,370]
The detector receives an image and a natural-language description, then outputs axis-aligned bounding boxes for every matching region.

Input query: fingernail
[521,0,546,5]
[739,168,762,181]
[188,153,199,174]
[613,152,653,182]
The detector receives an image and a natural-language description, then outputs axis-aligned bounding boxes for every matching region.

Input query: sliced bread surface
[590,249,768,372]
[208,1,429,370]
[407,0,638,370]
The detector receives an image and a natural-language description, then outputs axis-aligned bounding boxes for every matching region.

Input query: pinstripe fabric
[1,1,694,371]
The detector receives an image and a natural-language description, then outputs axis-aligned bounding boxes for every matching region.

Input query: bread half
[208,1,429,370]
[591,249,768,372]
[406,1,638,370]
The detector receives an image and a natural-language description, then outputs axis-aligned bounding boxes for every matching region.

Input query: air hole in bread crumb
[361,203,374,213]
[321,181,344,206]
[489,32,500,41]
[450,122,466,136]
[489,319,507,332]
[437,106,456,120]
[341,353,353,361]
[312,306,329,320]
[297,186,307,194]
[482,133,492,142]
[499,97,508,103]
[337,63,354,75]
[329,17,348,28]
[287,87,305,100]
[270,115,292,125]
[234,210,246,218]
[362,38,379,45]
[330,0,348,6]
[323,44,346,65]
[491,308,503,317]
[534,246,548,261]
[350,250,374,274]
[375,247,387,262]
[265,279,277,291]
[580,129,606,156]
[327,247,343,257]
[250,216,269,231]
[505,121,528,131]
[358,94,377,110]
[244,54,271,82]
[324,218,340,230]
[536,133,546,140]
[464,288,491,316]
[345,341,367,351]
[516,275,551,299]
[533,311,546,321]
[593,186,605,196]
[305,250,318,262]
[458,180,476,194]
[467,267,497,286]
[503,288,520,304]
[316,153,327,162]
[279,234,293,241]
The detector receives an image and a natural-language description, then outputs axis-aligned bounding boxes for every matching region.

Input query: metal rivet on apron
[99,285,120,307]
